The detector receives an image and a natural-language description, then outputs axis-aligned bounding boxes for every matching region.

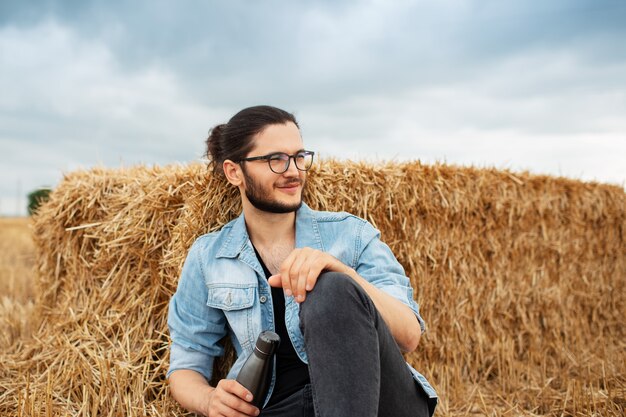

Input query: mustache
[276,179,303,187]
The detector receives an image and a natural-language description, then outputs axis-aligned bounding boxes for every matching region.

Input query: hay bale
[1,160,624,416]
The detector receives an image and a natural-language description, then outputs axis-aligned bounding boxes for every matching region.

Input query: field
[0,217,36,350]
[1,161,624,416]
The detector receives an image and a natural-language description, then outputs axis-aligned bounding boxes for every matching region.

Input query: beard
[242,169,305,214]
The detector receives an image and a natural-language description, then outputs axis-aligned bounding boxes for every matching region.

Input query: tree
[27,188,52,215]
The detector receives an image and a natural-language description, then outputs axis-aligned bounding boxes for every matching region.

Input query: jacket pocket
[206,285,256,311]
[206,284,257,352]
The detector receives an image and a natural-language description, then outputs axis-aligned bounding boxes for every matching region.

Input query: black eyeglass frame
[238,150,315,174]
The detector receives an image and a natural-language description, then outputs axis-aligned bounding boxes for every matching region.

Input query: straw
[1,160,623,416]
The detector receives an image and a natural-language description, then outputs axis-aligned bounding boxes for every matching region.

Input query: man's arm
[168,239,260,416]
[268,247,421,352]
[169,369,259,417]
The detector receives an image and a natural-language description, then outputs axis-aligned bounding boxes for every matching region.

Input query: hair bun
[205,123,227,165]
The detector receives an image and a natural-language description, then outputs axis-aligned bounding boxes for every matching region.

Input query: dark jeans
[261,384,315,416]
[261,272,430,417]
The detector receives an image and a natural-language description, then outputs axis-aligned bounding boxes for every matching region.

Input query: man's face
[240,122,307,214]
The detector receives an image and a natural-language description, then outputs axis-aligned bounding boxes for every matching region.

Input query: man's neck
[243,202,297,249]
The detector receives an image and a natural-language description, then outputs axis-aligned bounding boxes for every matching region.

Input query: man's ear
[223,159,243,186]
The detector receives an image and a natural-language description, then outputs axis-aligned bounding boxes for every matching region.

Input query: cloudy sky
[1,0,625,216]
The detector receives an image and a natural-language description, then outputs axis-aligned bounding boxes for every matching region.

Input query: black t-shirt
[253,247,310,407]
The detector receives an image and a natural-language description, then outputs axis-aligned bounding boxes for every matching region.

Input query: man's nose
[283,157,300,176]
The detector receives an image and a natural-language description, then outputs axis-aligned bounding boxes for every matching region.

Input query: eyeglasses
[238,150,315,174]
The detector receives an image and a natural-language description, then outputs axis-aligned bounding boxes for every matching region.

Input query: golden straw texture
[1,160,624,416]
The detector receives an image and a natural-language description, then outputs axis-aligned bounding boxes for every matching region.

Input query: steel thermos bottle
[236,331,281,408]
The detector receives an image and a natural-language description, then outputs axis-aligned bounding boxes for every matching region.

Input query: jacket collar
[216,202,323,259]
[295,203,324,251]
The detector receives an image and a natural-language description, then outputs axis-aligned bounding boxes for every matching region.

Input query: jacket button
[259,295,268,303]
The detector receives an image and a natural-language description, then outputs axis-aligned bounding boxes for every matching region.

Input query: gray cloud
[1,0,625,215]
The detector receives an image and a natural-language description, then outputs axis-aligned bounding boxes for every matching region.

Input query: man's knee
[299,272,372,329]
[310,271,354,296]
[304,271,356,307]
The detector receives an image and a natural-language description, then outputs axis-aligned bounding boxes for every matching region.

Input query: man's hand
[203,379,259,417]
[267,247,347,303]
[169,370,260,417]
[266,247,421,351]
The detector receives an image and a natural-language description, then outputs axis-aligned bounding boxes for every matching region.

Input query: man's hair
[205,105,300,176]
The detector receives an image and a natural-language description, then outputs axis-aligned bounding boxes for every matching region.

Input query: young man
[167,105,437,417]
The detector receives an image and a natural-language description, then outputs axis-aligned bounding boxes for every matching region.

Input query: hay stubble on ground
[0,217,36,350]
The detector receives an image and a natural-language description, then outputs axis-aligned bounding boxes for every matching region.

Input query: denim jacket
[167,203,438,411]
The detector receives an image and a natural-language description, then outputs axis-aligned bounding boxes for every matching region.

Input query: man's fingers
[222,395,258,416]
[279,250,299,296]
[213,380,259,416]
[306,264,321,292]
[274,248,336,301]
[220,379,253,401]
[281,268,292,297]
[267,274,282,287]
[288,250,310,301]
[294,263,311,302]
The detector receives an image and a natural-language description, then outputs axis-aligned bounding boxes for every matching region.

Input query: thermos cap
[256,331,280,355]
